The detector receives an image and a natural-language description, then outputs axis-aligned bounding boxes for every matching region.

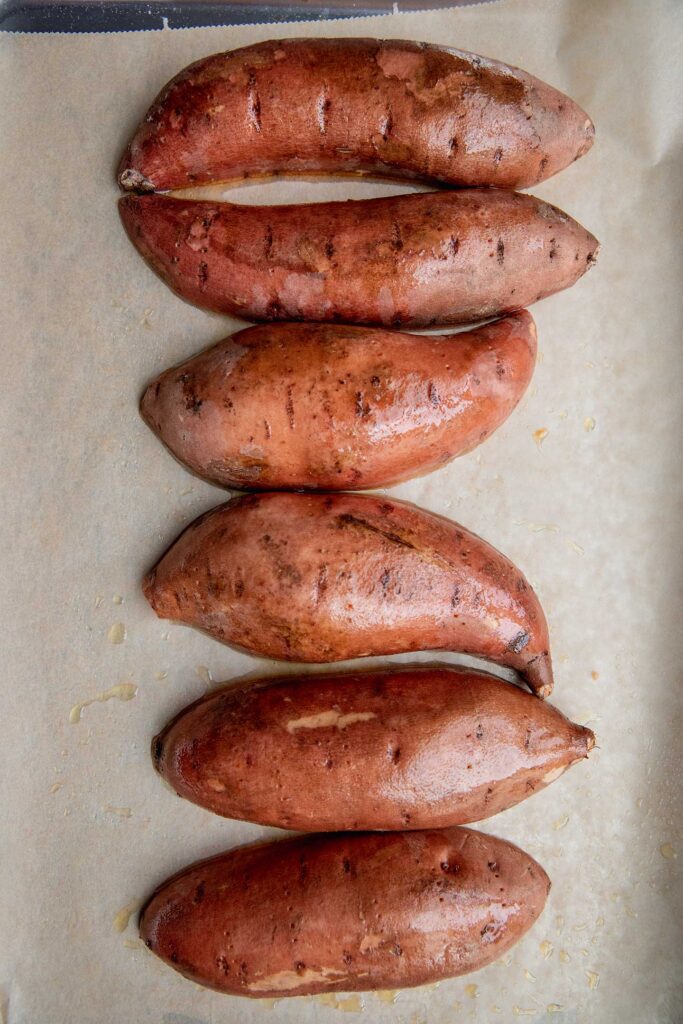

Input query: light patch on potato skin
[248,967,350,992]
[286,710,377,733]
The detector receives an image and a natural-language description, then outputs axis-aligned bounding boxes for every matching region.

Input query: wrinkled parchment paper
[1,1,682,1021]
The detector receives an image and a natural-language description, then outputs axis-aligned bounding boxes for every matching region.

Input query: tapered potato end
[525,649,554,699]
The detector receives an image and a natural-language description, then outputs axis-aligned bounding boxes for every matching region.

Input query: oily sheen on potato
[140,827,550,997]
[118,38,594,193]
[153,665,594,831]
[143,492,553,695]
[119,189,598,327]
[140,311,537,491]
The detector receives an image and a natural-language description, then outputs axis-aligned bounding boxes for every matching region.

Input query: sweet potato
[154,665,594,831]
[143,493,553,695]
[140,311,536,491]
[118,38,594,193]
[139,826,550,996]
[120,189,598,327]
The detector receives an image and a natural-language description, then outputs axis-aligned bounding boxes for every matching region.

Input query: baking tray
[0,0,492,32]
[1,2,682,1023]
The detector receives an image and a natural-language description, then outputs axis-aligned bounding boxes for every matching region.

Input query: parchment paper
[1,1,682,1021]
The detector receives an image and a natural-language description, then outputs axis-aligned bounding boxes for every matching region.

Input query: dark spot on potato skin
[496,238,505,264]
[285,385,295,428]
[194,881,205,904]
[427,381,440,407]
[337,513,416,551]
[440,860,460,874]
[355,392,370,418]
[508,630,531,654]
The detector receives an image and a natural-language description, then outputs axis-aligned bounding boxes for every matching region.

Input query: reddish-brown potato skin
[139,827,550,997]
[140,312,536,491]
[120,190,598,327]
[154,666,594,831]
[143,493,553,695]
[118,38,594,193]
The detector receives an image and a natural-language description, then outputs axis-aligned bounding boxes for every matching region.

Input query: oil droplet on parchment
[113,900,141,933]
[155,670,168,681]
[375,990,398,1004]
[107,623,127,644]
[315,994,362,1012]
[559,950,571,963]
[112,594,124,605]
[660,842,676,859]
[104,806,132,818]
[539,940,554,960]
[584,416,596,432]
[464,984,478,998]
[196,665,213,686]
[586,970,600,990]
[547,1005,563,1015]
[69,683,137,723]
[553,814,569,831]
[533,427,549,448]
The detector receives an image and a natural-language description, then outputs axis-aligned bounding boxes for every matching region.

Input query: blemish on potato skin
[508,630,530,654]
[285,386,295,429]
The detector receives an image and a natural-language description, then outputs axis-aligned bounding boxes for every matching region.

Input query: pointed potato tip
[586,237,600,270]
[140,379,160,431]
[584,726,596,754]
[151,732,165,772]
[526,651,554,699]
[576,115,596,160]
[118,167,156,193]
[142,567,159,610]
